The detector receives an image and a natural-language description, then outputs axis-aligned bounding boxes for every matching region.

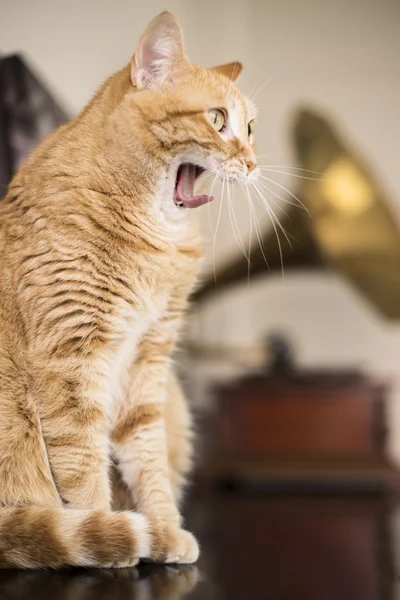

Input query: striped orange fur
[0,11,256,568]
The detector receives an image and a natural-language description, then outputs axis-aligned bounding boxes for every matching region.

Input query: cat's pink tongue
[175,164,213,208]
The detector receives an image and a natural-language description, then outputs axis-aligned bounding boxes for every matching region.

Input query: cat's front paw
[150,525,200,564]
[163,528,199,564]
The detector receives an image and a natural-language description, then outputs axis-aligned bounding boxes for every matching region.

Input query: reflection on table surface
[0,495,397,600]
[0,565,202,600]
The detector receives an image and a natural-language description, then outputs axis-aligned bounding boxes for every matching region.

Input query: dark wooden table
[0,492,397,600]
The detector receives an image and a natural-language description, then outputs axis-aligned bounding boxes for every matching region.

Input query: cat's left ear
[131,11,190,90]
[210,62,243,81]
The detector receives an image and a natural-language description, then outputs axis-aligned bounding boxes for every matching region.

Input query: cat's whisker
[206,172,218,242]
[256,180,291,218]
[256,180,311,228]
[244,186,270,273]
[257,174,312,217]
[248,74,268,102]
[227,181,248,264]
[246,185,253,283]
[190,170,214,239]
[249,73,278,102]
[212,175,225,282]
[255,185,292,250]
[256,178,309,216]
[258,167,323,181]
[253,182,292,243]
[255,160,323,175]
[252,183,287,279]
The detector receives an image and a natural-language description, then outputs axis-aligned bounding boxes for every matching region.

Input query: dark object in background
[198,371,400,496]
[0,54,68,197]
[189,371,398,599]
[266,331,296,375]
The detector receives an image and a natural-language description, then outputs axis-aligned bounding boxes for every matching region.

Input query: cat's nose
[246,160,257,174]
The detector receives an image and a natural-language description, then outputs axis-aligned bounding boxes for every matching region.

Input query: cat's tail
[0,506,151,568]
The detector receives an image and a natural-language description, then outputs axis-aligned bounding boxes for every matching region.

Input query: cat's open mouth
[174,164,213,209]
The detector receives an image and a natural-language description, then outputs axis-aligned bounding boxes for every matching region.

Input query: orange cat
[0,11,257,568]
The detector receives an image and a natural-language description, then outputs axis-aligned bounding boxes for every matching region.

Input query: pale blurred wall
[1,0,400,463]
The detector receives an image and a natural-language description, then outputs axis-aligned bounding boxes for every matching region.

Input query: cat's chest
[109,287,169,383]
[103,237,201,406]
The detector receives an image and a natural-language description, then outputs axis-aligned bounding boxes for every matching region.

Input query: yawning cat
[0,11,257,568]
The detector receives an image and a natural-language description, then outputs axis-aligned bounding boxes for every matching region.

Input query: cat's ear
[210,62,243,81]
[131,11,190,90]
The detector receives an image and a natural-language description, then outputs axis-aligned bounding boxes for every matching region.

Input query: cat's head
[127,11,257,211]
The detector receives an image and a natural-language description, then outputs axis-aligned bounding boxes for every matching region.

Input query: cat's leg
[34,364,111,510]
[0,348,152,568]
[0,348,61,507]
[165,370,194,506]
[111,372,193,509]
[112,327,199,564]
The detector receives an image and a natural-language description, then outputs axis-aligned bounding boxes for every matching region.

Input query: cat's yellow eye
[207,109,225,132]
[248,119,255,138]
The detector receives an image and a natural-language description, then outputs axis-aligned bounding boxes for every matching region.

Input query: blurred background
[1,1,399,599]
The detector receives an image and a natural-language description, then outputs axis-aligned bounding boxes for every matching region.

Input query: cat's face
[129,11,258,211]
